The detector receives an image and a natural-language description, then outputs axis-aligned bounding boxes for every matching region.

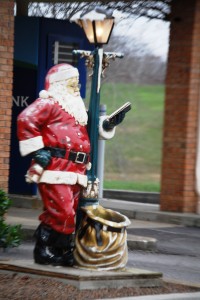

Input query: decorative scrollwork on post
[73,50,124,77]
[102,52,124,76]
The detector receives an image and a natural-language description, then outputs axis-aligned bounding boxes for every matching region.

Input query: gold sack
[74,205,131,271]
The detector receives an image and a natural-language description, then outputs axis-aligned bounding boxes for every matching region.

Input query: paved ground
[4,206,200,285]
[127,226,200,285]
[1,200,200,299]
[128,226,200,256]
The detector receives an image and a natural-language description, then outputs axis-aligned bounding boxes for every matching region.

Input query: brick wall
[0,0,14,191]
[160,0,200,212]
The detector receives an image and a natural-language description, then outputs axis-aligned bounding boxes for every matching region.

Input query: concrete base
[0,260,162,290]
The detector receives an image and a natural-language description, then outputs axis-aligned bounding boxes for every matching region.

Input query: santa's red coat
[17,97,90,234]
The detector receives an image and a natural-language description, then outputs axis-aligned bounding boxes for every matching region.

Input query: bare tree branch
[28,1,172,21]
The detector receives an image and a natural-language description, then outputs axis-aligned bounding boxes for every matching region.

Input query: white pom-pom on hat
[39,90,49,99]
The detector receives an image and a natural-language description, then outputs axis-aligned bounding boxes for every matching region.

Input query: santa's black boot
[54,233,75,266]
[33,223,65,266]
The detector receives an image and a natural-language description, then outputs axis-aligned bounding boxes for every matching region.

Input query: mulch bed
[0,273,199,300]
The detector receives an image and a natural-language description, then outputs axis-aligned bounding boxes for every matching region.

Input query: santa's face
[66,77,80,97]
[47,76,88,125]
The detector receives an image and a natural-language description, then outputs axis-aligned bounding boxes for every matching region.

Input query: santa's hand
[33,149,51,168]
[103,111,126,130]
[114,110,126,126]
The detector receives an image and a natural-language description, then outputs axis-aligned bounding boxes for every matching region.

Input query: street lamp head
[70,6,115,46]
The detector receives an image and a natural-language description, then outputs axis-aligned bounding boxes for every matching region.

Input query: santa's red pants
[38,183,81,234]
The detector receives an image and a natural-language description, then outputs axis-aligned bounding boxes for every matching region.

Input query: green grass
[104,180,160,192]
[85,82,165,192]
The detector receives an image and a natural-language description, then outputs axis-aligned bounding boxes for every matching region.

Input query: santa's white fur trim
[77,174,88,187]
[39,170,88,187]
[99,116,116,140]
[32,164,43,174]
[49,68,79,84]
[19,136,44,156]
[39,90,49,99]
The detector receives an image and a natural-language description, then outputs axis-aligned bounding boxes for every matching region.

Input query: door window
[52,41,78,66]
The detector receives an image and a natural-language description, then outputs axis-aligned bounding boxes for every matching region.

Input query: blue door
[9,17,92,195]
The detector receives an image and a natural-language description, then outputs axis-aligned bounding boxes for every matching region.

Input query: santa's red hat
[44,63,79,90]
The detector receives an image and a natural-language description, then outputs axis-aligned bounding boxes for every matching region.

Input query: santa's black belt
[78,217,126,246]
[44,147,89,164]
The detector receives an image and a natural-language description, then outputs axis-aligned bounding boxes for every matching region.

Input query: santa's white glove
[99,116,116,140]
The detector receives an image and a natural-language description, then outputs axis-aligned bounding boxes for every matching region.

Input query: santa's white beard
[48,82,88,126]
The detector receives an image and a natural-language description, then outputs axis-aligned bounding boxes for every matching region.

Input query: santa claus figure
[17,64,117,266]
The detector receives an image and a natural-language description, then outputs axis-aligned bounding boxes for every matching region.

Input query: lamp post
[71,7,123,210]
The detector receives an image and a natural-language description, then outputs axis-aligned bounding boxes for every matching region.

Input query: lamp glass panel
[95,19,114,44]
[81,20,95,43]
